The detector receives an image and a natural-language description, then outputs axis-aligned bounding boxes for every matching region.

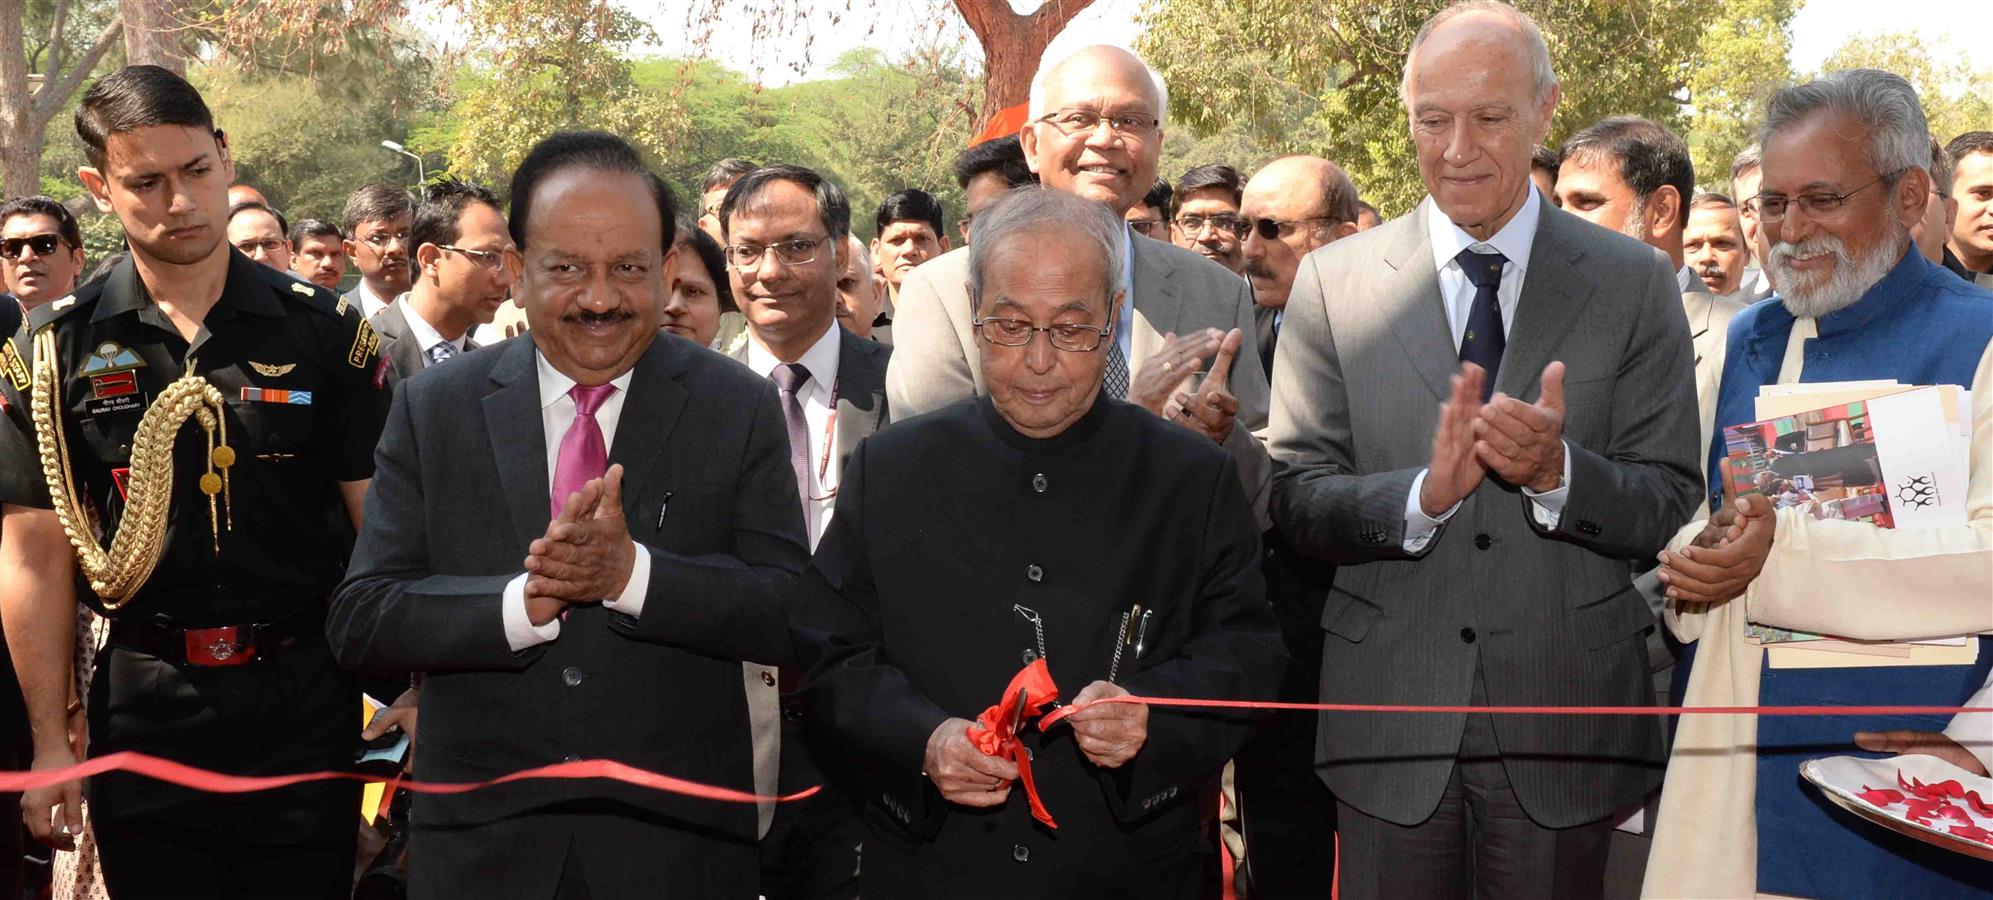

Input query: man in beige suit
[886,45,1271,514]
[1555,116,1745,461]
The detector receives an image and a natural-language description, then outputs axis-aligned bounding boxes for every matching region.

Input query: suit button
[1026,564,1043,583]
[761,670,776,687]
[1031,473,1048,493]
[1012,844,1030,863]
[1579,520,1601,536]
[1474,534,1491,550]
[563,666,584,686]
[562,754,581,763]
[1460,627,1477,644]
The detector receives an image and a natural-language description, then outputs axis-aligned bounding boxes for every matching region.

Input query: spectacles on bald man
[1037,108,1160,140]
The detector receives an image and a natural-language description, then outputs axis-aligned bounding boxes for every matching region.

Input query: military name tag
[84,392,146,418]
[347,319,379,368]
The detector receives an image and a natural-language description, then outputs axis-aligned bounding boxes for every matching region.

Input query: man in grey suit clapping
[1265,3,1702,897]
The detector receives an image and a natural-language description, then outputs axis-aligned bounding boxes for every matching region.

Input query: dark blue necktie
[1455,248,1508,400]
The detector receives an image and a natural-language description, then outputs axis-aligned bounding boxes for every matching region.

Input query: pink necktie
[551,383,616,518]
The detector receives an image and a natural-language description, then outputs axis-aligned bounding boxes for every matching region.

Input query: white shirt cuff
[501,572,561,651]
[1943,677,1993,776]
[1403,469,1462,553]
[1522,441,1573,529]
[602,542,651,617]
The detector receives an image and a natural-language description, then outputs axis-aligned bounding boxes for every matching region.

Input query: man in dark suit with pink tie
[329,131,809,899]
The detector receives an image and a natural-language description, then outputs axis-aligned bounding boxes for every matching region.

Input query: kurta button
[1474,534,1492,550]
[761,670,776,687]
[1026,564,1043,582]
[1012,844,1030,862]
[562,754,581,763]
[563,666,584,686]
[1021,649,1038,664]
[1031,473,1048,493]
[1459,627,1477,644]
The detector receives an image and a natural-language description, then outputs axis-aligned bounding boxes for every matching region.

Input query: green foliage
[1683,0,1797,193]
[1137,0,1799,216]
[1821,31,1993,147]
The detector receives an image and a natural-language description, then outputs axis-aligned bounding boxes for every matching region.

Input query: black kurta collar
[978,391,1113,453]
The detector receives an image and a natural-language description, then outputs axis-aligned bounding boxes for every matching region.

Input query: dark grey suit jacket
[370,298,478,381]
[327,333,808,896]
[1266,201,1702,829]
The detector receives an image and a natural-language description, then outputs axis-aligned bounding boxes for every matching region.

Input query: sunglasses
[1,234,68,260]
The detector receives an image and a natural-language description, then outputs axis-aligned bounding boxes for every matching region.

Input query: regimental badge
[290,282,315,297]
[347,319,379,368]
[0,341,27,391]
[335,294,350,316]
[248,361,297,378]
[90,371,138,399]
[51,295,75,312]
[79,341,146,375]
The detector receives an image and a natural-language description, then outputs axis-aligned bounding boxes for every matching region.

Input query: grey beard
[1769,230,1903,319]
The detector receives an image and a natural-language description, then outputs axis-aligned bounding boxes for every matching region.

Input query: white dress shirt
[500,349,652,651]
[1403,189,1570,551]
[745,322,843,549]
[394,296,468,367]
[355,280,394,321]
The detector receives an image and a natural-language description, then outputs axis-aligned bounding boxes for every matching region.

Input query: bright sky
[418,0,1987,88]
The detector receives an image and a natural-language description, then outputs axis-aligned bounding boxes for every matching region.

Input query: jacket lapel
[607,339,689,509]
[1129,234,1182,368]
[834,331,888,470]
[1495,206,1591,402]
[482,338,551,552]
[1382,206,1456,403]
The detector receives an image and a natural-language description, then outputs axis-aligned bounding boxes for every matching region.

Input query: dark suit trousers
[759,710,862,900]
[1335,670,1612,900]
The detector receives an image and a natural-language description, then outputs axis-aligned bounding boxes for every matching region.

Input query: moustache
[1243,259,1277,281]
[565,309,636,327]
[1769,234,1848,271]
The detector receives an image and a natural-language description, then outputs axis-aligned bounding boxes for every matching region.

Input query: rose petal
[1947,824,1993,846]
[1857,787,1905,807]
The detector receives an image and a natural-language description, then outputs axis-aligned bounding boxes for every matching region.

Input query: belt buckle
[184,626,255,667]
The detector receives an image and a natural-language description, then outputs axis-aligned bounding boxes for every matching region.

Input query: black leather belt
[108,612,321,668]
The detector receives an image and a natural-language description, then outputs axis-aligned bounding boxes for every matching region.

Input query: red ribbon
[1039,697,1993,729]
[968,658,1061,828]
[0,751,820,804]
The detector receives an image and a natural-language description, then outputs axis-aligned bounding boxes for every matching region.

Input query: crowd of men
[0,2,1989,899]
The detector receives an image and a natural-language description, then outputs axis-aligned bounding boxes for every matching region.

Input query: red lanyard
[808,376,839,501]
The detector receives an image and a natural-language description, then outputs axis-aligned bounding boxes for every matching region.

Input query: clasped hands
[1418,361,1569,516]
[923,681,1148,808]
[522,464,637,625]
[1654,459,1776,605]
[1130,328,1243,445]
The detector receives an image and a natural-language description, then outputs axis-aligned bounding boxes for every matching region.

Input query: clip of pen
[655,491,673,531]
[1132,609,1154,660]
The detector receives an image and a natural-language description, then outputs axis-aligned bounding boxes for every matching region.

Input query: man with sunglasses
[371,179,514,379]
[0,197,86,326]
[888,45,1272,522]
[1171,163,1246,274]
[719,163,886,900]
[341,182,416,320]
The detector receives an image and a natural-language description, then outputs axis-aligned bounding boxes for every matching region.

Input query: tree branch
[1028,0,1092,41]
[951,0,1018,46]
[43,0,69,80]
[33,16,121,126]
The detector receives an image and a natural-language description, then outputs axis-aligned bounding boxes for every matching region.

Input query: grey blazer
[370,298,478,381]
[726,323,891,835]
[1266,201,1702,829]
[885,233,1272,517]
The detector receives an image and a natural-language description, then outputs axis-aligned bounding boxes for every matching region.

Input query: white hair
[1761,69,1930,181]
[1026,45,1169,129]
[968,186,1127,313]
[1399,1,1558,110]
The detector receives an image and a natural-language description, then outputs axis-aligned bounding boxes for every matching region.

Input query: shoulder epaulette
[25,280,105,334]
[262,267,355,323]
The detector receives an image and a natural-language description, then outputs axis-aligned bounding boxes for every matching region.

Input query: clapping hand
[1419,363,1489,516]
[1473,361,1566,493]
[524,464,636,618]
[1129,329,1222,415]
[1170,328,1244,445]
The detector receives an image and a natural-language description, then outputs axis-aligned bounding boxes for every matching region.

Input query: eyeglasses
[359,230,411,250]
[0,234,68,260]
[1127,219,1163,236]
[725,235,830,271]
[1753,170,1903,224]
[1036,108,1160,139]
[437,244,518,272]
[1248,216,1339,240]
[1175,214,1245,237]
[972,315,1114,352]
[233,238,288,256]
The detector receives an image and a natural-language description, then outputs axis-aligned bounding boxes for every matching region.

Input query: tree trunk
[953,0,1097,132]
[1,0,43,196]
[121,0,187,75]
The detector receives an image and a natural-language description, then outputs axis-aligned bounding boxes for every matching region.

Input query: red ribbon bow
[968,658,1061,828]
